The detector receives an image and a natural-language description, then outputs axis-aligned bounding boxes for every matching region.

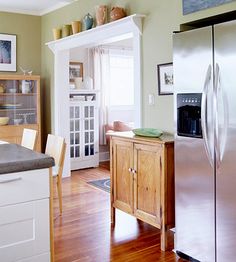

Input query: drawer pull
[0,177,22,184]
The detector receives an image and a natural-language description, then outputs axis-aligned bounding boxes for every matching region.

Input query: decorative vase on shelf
[110,6,126,21]
[75,77,83,89]
[83,13,93,30]
[83,76,93,90]
[52,28,61,40]
[95,5,107,26]
[71,20,82,34]
[62,24,71,37]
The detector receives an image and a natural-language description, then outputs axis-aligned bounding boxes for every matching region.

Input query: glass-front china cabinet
[0,75,41,151]
[69,90,99,170]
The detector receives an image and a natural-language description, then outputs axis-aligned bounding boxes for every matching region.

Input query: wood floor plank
[53,165,182,262]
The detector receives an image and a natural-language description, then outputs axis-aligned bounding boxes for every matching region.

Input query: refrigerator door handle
[215,63,229,168]
[201,64,214,167]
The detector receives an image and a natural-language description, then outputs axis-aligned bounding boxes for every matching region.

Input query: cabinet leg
[160,224,174,251]
[111,206,115,224]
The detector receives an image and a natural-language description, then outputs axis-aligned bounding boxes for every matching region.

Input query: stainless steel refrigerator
[173,19,236,262]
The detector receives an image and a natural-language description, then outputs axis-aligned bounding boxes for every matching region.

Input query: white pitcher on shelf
[21,80,32,94]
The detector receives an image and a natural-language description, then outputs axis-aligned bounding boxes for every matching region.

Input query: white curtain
[92,47,110,145]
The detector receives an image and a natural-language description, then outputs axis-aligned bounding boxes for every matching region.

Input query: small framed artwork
[0,34,16,72]
[69,62,83,83]
[182,0,235,15]
[157,62,174,95]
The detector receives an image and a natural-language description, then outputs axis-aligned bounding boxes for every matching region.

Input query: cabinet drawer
[0,169,49,207]
[0,199,50,262]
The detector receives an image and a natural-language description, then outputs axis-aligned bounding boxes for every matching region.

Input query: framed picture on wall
[157,62,173,95]
[69,61,83,83]
[0,34,16,72]
[182,0,235,15]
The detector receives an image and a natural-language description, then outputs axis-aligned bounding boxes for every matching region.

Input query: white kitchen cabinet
[69,90,99,170]
[0,169,51,262]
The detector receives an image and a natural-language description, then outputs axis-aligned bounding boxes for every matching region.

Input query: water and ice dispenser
[177,93,202,138]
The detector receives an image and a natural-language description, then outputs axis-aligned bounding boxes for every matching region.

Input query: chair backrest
[45,134,66,173]
[21,128,38,150]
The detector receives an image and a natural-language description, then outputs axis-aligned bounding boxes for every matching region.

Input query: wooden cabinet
[0,75,41,151]
[110,131,174,251]
[69,90,99,170]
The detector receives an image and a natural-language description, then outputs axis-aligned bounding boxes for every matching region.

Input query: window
[109,50,134,106]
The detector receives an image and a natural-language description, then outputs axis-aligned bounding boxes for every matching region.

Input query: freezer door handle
[214,63,228,168]
[201,64,214,167]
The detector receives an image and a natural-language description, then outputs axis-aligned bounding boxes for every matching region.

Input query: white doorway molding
[46,14,145,177]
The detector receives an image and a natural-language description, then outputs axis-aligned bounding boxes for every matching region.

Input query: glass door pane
[0,79,37,125]
[70,105,81,159]
[83,105,95,157]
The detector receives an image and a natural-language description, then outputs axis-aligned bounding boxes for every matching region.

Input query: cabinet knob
[128,167,133,172]
[132,169,137,174]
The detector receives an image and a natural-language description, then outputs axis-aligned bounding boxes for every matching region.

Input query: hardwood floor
[53,164,182,262]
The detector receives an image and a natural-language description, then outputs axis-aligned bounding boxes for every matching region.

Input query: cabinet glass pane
[90,119,94,130]
[85,132,89,143]
[90,106,94,117]
[75,106,80,118]
[85,120,89,130]
[90,145,94,155]
[85,106,89,118]
[75,146,80,157]
[85,145,89,156]
[90,132,94,143]
[70,133,74,144]
[0,79,38,125]
[75,120,80,131]
[75,132,80,144]
[70,120,74,131]
[70,107,74,118]
[70,146,74,158]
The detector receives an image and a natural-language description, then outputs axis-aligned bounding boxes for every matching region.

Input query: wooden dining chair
[45,134,66,215]
[21,128,38,150]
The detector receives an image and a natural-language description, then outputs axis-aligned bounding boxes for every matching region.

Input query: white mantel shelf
[46,14,145,53]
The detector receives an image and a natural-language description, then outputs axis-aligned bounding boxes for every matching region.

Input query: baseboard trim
[99,151,110,162]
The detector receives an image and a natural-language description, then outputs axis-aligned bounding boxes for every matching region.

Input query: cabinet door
[112,139,133,214]
[0,199,50,262]
[70,104,81,161]
[70,102,99,170]
[0,76,41,152]
[133,143,162,227]
[83,104,97,159]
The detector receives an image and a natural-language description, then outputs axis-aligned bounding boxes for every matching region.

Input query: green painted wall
[0,12,41,75]
[180,1,236,24]
[41,0,236,135]
[2,1,236,141]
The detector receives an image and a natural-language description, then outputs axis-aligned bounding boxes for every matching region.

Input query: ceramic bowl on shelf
[86,95,94,101]
[13,118,22,125]
[70,96,85,101]
[132,128,163,138]
[9,88,17,93]
[0,117,9,126]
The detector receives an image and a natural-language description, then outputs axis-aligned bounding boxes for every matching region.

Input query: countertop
[0,144,55,175]
[108,131,174,144]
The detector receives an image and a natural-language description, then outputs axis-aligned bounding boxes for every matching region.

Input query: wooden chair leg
[57,175,63,215]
